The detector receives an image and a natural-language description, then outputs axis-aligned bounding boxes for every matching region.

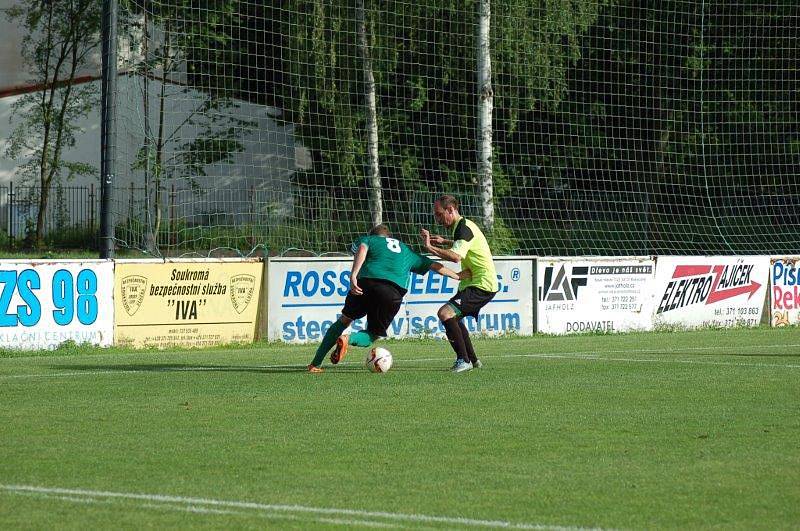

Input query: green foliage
[43,226,98,250]
[0,225,98,253]
[0,249,99,259]
[485,216,518,255]
[120,0,256,249]
[493,0,613,116]
[108,2,799,257]
[271,0,611,253]
[1,0,101,248]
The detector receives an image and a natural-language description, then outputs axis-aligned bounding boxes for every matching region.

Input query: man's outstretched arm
[429,262,471,281]
[421,228,462,263]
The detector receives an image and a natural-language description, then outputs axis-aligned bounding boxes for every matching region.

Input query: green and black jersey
[450,217,498,293]
[351,235,434,291]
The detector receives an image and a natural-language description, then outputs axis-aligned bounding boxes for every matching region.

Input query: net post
[100,0,118,259]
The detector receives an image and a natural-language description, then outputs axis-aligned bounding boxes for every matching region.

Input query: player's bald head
[369,224,391,237]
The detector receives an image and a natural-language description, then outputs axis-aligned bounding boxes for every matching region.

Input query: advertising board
[0,260,114,349]
[770,257,800,327]
[267,257,534,342]
[114,260,262,348]
[537,257,656,334]
[653,256,769,329]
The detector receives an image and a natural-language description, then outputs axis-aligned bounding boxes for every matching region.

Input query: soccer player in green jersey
[308,224,466,373]
[421,195,498,373]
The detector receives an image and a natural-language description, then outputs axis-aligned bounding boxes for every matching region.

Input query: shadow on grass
[47,363,445,374]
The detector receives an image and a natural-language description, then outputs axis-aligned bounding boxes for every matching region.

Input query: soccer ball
[365,347,393,373]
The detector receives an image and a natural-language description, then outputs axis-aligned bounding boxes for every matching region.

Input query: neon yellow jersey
[450,217,498,293]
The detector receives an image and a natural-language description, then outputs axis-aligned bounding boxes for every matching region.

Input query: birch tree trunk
[357,0,382,227]
[477,0,494,232]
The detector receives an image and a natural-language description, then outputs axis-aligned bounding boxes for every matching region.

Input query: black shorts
[341,278,405,337]
[448,287,497,318]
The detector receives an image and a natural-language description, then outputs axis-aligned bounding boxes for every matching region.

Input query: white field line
[2,343,800,380]
[317,517,402,528]
[140,502,401,528]
[492,353,800,369]
[13,490,110,505]
[141,502,251,516]
[12,489,402,528]
[0,484,587,530]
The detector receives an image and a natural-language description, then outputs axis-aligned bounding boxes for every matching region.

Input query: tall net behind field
[110,1,800,257]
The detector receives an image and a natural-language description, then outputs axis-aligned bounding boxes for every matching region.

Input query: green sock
[310,320,347,366]
[350,330,378,347]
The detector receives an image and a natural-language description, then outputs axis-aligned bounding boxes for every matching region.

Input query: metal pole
[89,183,96,231]
[100,0,118,258]
[169,183,175,246]
[8,182,13,244]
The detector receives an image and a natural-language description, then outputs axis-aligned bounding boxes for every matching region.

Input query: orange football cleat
[330,334,349,364]
[307,364,324,373]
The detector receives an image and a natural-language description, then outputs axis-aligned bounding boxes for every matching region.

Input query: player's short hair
[369,224,391,236]
[435,194,459,211]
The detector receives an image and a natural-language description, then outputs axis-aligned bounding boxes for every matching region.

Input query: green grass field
[1,328,799,529]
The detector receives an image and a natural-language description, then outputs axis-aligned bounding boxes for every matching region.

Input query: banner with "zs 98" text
[0,260,114,349]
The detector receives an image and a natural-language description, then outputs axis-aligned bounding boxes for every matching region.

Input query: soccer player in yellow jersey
[421,195,498,373]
